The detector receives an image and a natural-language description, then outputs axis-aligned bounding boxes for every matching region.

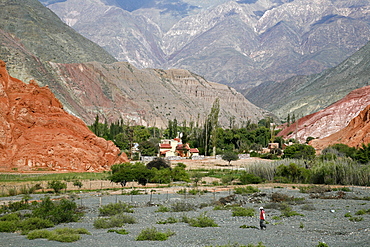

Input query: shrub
[0,213,20,221]
[156,216,178,224]
[32,197,82,224]
[280,206,304,217]
[349,216,363,222]
[155,205,170,212]
[344,212,352,217]
[232,207,255,217]
[317,242,329,247]
[234,186,259,194]
[99,202,134,216]
[239,172,263,184]
[355,209,367,215]
[301,204,316,211]
[136,227,175,241]
[93,213,136,229]
[0,221,18,232]
[187,213,218,227]
[48,180,67,193]
[107,229,129,235]
[171,202,196,212]
[27,229,53,240]
[19,217,54,234]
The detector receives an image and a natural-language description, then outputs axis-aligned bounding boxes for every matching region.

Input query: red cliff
[277,86,370,144]
[0,61,128,172]
[310,104,370,152]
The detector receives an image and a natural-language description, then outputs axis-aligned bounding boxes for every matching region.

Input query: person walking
[259,206,266,230]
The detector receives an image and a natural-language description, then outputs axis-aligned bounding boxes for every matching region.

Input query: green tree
[222,151,239,165]
[48,181,67,194]
[146,158,171,170]
[109,163,154,186]
[138,140,158,156]
[283,144,315,160]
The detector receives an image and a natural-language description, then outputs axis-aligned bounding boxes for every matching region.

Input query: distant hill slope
[47,62,269,127]
[43,0,370,92]
[246,40,370,120]
[0,0,268,128]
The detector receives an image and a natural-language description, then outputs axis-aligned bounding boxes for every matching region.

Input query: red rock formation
[277,86,370,143]
[0,60,128,172]
[310,104,370,152]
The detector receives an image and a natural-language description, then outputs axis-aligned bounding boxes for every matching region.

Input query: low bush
[93,213,136,229]
[317,242,329,247]
[0,213,20,221]
[99,202,134,216]
[32,197,82,224]
[136,227,175,241]
[349,216,363,222]
[19,217,54,234]
[27,228,90,242]
[187,213,218,227]
[234,186,259,195]
[301,204,316,211]
[155,205,170,212]
[171,202,196,212]
[107,229,129,235]
[232,207,255,217]
[27,229,53,240]
[0,221,18,232]
[239,172,264,184]
[280,206,304,217]
[156,216,178,224]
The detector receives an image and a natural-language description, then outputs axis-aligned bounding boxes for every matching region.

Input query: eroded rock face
[310,104,370,152]
[277,86,370,144]
[0,60,127,172]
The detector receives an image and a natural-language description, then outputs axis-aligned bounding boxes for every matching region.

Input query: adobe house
[159,138,199,158]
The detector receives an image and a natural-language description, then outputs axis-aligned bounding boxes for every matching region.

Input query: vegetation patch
[93,213,136,229]
[232,207,255,217]
[156,216,178,224]
[27,227,90,242]
[234,186,259,195]
[136,227,175,241]
[98,202,134,216]
[107,228,129,235]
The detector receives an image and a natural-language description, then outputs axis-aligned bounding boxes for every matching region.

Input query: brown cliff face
[0,61,127,172]
[277,86,370,144]
[310,104,370,152]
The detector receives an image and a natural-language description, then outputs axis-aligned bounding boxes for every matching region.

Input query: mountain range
[0,0,268,128]
[42,0,370,95]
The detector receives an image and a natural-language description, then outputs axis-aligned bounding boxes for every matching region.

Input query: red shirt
[260,210,265,220]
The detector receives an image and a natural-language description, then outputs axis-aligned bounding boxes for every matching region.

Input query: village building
[158,138,199,158]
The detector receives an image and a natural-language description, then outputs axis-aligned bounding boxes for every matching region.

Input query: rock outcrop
[310,104,370,152]
[0,61,127,172]
[277,86,370,144]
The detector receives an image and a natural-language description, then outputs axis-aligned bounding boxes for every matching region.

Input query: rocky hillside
[247,40,370,119]
[277,85,370,144]
[0,0,267,128]
[43,0,370,92]
[310,104,370,152]
[0,60,128,172]
[48,61,269,127]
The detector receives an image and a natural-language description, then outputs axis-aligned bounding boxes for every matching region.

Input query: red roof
[160,144,171,149]
[176,144,190,150]
[189,148,199,153]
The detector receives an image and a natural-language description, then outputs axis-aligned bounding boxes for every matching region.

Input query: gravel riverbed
[0,186,369,247]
